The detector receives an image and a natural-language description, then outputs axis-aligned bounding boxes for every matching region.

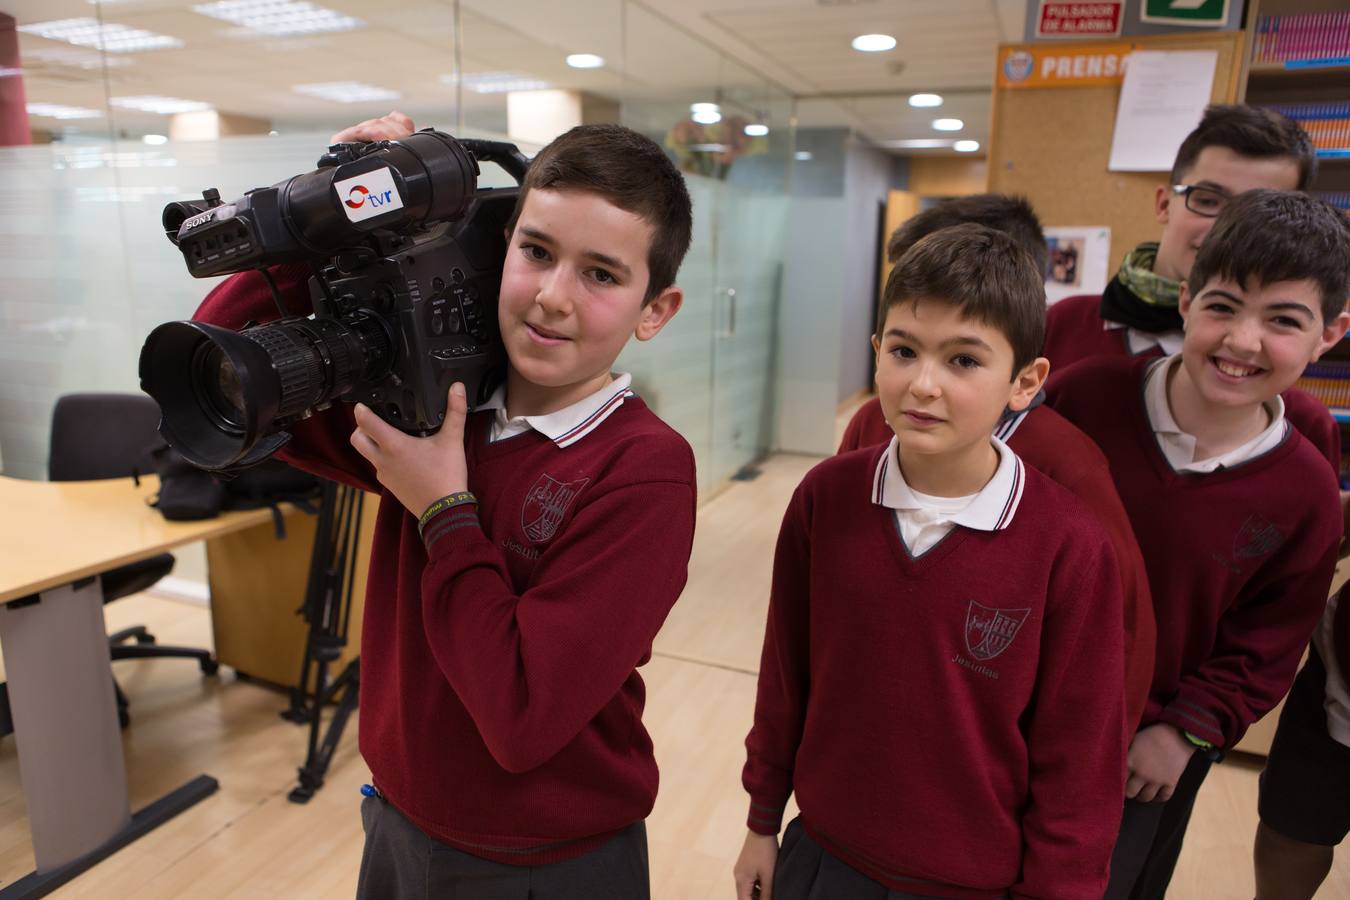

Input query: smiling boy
[1045,190,1350,899]
[193,118,696,899]
[1042,104,1340,471]
[735,224,1125,900]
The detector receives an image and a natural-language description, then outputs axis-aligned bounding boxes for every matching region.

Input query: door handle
[717,287,737,338]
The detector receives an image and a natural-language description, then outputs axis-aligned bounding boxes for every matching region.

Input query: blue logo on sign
[1003,51,1034,83]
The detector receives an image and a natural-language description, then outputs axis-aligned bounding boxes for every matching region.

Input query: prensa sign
[1037,1,1124,39]
[998,43,1134,88]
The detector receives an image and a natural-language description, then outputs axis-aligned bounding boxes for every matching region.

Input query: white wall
[774,196,847,456]
[773,131,905,456]
[838,136,898,404]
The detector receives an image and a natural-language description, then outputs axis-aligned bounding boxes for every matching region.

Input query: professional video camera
[139,128,529,471]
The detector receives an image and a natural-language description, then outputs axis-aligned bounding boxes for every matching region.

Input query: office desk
[0,474,282,898]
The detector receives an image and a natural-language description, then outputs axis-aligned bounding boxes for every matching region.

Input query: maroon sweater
[195,267,697,864]
[1047,356,1341,747]
[744,446,1126,900]
[1044,294,1342,474]
[839,397,1155,731]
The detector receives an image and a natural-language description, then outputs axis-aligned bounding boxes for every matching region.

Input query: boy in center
[734,224,1126,899]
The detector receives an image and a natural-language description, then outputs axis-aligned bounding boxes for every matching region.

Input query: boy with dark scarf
[1042,104,1339,473]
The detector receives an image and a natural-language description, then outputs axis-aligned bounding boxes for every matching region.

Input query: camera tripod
[281,479,364,804]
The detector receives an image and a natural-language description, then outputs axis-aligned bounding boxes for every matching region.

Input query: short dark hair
[1171,105,1317,190]
[887,193,1048,277]
[507,124,693,304]
[1188,190,1350,324]
[880,223,1046,375]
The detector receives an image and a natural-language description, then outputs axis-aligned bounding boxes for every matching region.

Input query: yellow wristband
[418,491,476,532]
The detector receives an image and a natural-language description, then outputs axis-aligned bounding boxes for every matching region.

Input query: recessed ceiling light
[691,102,720,114]
[692,109,722,125]
[26,102,102,120]
[954,140,980,152]
[794,151,813,161]
[744,123,769,137]
[851,33,896,52]
[932,118,964,132]
[441,72,551,94]
[19,18,183,52]
[566,53,605,69]
[142,133,169,145]
[293,81,401,103]
[194,1,364,36]
[908,93,942,108]
[111,95,212,114]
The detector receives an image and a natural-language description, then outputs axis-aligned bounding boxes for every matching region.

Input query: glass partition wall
[1,0,794,497]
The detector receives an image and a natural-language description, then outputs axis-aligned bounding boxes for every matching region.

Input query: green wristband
[418,491,476,532]
[1182,731,1214,750]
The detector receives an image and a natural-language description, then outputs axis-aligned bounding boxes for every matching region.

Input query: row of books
[1298,362,1350,411]
[1253,13,1350,65]
[1270,103,1350,153]
[1317,192,1350,212]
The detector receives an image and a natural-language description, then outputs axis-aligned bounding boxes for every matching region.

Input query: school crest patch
[1233,514,1284,560]
[521,474,590,544]
[965,602,1031,662]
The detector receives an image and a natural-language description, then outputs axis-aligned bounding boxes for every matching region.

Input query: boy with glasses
[1042,104,1339,471]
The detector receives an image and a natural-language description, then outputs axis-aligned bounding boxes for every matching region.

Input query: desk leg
[0,578,130,869]
[0,578,222,898]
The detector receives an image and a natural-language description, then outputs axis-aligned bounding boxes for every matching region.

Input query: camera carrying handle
[460,139,530,184]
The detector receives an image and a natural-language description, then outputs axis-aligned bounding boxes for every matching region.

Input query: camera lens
[140,315,394,470]
[192,343,245,432]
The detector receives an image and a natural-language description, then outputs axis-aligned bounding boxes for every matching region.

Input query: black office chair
[48,393,218,726]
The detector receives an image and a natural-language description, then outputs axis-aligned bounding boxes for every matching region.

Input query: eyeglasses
[1171,184,1231,218]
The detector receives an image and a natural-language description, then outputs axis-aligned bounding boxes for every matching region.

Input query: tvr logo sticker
[334,168,404,223]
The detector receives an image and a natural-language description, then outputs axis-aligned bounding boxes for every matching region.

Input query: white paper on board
[1108,50,1218,172]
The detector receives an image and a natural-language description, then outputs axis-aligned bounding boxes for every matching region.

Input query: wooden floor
[2,447,1347,898]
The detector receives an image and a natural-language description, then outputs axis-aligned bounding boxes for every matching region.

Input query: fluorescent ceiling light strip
[27,102,103,120]
[193,1,364,36]
[881,139,954,149]
[294,81,401,103]
[442,72,552,94]
[18,18,183,52]
[111,95,213,114]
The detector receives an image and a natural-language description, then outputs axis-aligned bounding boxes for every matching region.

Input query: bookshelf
[1242,0,1350,202]
[1241,1,1350,455]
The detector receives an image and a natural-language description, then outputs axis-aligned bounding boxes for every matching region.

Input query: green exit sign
[1141,0,1230,27]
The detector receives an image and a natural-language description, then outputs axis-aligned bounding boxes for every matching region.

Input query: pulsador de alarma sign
[1037,1,1124,39]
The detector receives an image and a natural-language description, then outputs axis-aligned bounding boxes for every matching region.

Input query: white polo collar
[870,435,1026,532]
[479,373,635,448]
[1143,355,1287,473]
[1102,318,1184,357]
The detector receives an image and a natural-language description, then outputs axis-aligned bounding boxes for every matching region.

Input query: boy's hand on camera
[350,382,470,520]
[733,830,778,900]
[331,111,415,144]
[1125,723,1194,803]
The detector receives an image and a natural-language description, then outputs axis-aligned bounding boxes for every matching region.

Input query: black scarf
[1099,275,1184,334]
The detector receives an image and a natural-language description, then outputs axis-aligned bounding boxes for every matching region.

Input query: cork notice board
[988,31,1245,269]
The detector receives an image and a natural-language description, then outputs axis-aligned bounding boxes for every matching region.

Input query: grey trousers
[355,794,650,900]
[773,818,1011,900]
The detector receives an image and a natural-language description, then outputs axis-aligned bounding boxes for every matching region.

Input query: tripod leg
[312,660,360,779]
[288,658,331,804]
